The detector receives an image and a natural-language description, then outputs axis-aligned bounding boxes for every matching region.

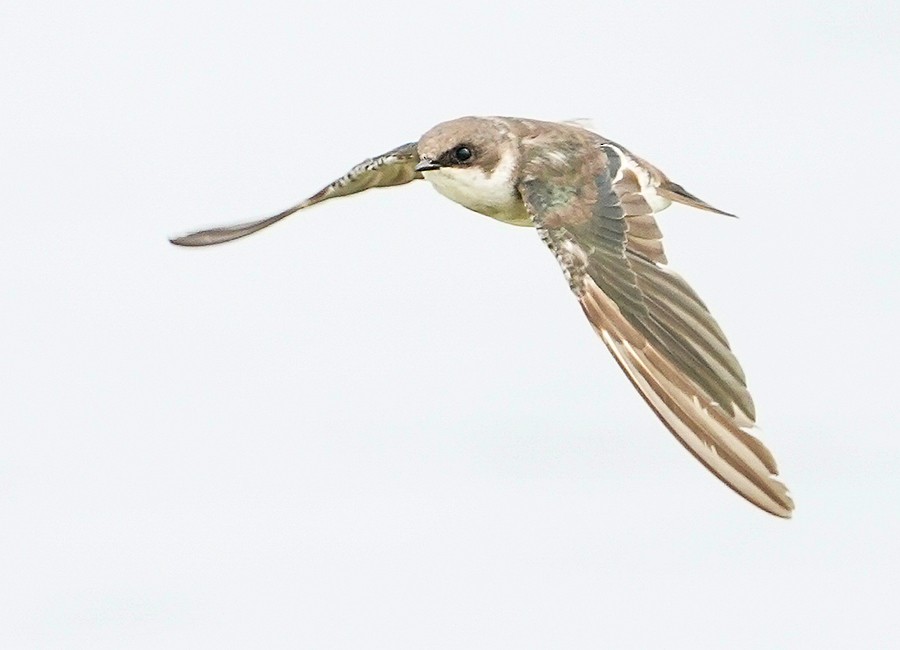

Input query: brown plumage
[170,116,793,517]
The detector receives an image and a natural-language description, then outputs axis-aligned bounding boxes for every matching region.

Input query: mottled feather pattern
[323,142,423,196]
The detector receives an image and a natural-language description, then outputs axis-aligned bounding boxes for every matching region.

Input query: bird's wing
[170,141,422,246]
[518,135,793,517]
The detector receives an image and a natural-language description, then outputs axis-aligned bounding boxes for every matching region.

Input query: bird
[170,116,793,518]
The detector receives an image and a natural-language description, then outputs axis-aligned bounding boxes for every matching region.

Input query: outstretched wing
[170,142,422,246]
[519,133,793,517]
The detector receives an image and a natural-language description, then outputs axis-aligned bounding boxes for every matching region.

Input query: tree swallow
[171,116,793,517]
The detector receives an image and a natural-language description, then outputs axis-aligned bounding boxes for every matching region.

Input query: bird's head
[415,116,512,175]
[414,117,520,216]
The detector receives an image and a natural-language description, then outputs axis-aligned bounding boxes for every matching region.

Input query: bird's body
[171,116,794,517]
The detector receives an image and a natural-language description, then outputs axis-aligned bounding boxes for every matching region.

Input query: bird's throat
[423,153,531,226]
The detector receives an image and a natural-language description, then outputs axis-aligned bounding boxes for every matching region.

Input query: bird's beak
[414,159,441,173]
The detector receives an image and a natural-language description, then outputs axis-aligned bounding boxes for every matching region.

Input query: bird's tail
[659,180,736,217]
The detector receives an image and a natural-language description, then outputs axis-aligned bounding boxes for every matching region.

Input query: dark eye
[452,145,473,163]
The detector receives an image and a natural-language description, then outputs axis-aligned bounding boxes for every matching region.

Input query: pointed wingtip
[168,229,243,247]
[763,485,795,518]
[167,209,299,247]
[168,234,202,247]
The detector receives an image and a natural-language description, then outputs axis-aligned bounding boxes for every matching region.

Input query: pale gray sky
[2,1,899,648]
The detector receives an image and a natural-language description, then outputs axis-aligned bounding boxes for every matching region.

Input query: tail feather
[659,180,737,217]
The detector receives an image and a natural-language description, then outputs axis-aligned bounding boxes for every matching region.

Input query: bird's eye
[452,146,473,163]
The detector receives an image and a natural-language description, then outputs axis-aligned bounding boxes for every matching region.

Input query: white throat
[422,150,531,226]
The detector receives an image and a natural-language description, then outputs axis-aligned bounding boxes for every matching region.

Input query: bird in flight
[171,116,793,517]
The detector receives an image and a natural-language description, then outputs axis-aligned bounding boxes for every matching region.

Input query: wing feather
[519,127,792,516]
[170,142,421,246]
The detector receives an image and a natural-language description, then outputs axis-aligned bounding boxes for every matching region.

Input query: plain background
[2,1,899,648]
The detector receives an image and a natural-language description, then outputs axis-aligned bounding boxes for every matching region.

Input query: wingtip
[757,476,795,519]
[167,231,223,247]
[765,492,795,519]
[168,234,193,247]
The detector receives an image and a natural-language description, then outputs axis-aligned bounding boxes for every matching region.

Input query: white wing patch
[603,143,672,214]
